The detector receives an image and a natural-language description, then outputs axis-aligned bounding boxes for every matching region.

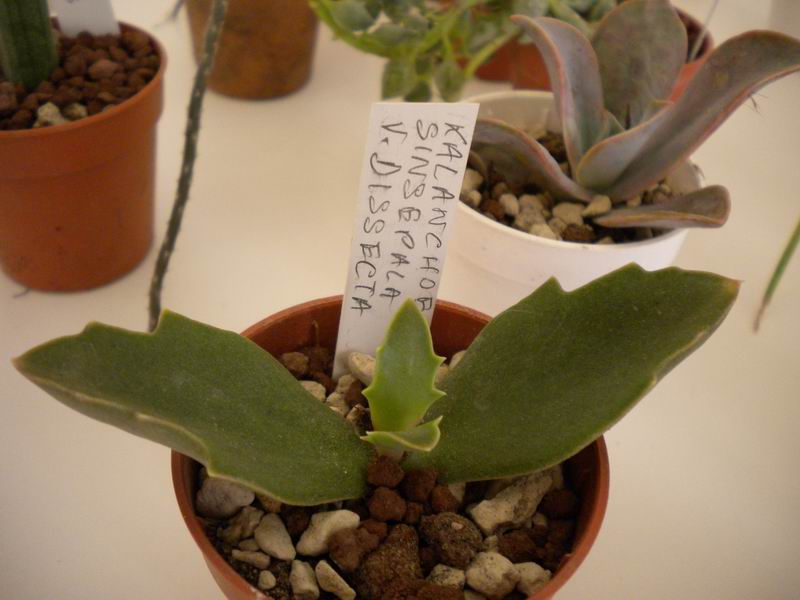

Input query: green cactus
[0,0,57,90]
[471,0,800,230]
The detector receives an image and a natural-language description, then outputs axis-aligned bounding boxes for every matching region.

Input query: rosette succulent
[471,0,800,231]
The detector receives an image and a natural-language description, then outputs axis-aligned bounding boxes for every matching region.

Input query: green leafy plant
[0,0,58,90]
[471,0,800,232]
[15,265,737,504]
[308,0,620,101]
[755,213,799,330]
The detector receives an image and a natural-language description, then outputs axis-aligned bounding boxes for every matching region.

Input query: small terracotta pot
[172,296,610,600]
[508,8,713,98]
[185,0,318,99]
[0,23,164,292]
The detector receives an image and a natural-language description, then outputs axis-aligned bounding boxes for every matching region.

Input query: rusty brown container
[0,23,165,292]
[172,296,610,600]
[186,0,318,99]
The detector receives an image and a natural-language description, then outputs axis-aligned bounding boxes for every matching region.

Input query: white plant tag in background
[51,0,119,37]
[334,102,479,376]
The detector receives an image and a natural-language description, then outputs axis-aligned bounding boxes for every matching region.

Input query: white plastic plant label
[334,102,479,376]
[51,0,119,37]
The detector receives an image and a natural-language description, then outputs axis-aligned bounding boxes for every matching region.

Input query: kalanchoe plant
[15,265,737,504]
[0,0,57,90]
[471,0,800,231]
[308,0,619,101]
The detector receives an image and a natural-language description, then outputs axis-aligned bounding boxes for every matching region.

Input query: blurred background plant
[309,0,622,101]
[755,214,799,330]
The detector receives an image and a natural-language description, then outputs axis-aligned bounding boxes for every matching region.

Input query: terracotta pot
[172,296,610,600]
[508,8,713,97]
[0,23,164,292]
[186,0,318,99]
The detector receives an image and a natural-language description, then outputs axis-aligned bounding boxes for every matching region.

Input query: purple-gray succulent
[472,0,800,230]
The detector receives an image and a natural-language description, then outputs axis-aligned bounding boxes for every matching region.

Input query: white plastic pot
[445,90,697,316]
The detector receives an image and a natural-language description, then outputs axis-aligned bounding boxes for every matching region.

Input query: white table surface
[2,1,799,598]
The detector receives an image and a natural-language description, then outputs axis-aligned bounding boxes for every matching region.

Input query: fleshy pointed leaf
[405,265,739,482]
[592,0,687,127]
[364,299,445,432]
[472,118,593,201]
[546,0,592,37]
[362,417,443,453]
[512,15,608,170]
[608,31,800,200]
[574,102,673,192]
[593,185,730,229]
[14,312,372,505]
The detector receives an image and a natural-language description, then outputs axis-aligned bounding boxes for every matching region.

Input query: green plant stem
[0,0,57,90]
[148,0,229,332]
[754,214,800,331]
[309,0,394,57]
[464,27,517,78]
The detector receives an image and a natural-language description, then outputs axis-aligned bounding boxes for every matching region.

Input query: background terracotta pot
[0,23,164,292]
[186,0,318,99]
[497,9,713,98]
[172,296,610,600]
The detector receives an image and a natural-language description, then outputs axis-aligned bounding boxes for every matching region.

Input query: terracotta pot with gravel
[0,6,165,291]
[16,265,738,599]
[185,0,318,99]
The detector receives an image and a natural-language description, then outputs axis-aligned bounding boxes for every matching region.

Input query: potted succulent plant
[183,0,318,99]
[14,263,738,599]
[448,0,800,314]
[0,0,166,291]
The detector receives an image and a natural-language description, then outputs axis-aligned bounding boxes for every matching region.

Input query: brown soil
[0,26,160,131]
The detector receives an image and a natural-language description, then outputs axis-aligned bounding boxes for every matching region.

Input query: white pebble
[449,350,467,370]
[547,217,568,235]
[34,102,67,128]
[196,477,255,519]
[335,374,357,394]
[221,505,264,544]
[462,169,484,194]
[515,562,552,595]
[347,352,375,385]
[427,564,466,589]
[296,510,360,556]
[626,195,642,208]
[325,391,349,415]
[62,103,88,121]
[290,560,320,600]
[434,364,449,386]
[465,591,487,600]
[582,195,612,217]
[532,512,548,528]
[462,189,483,208]
[301,380,327,401]
[447,482,466,503]
[597,236,615,245]
[529,223,560,241]
[553,202,584,226]
[466,552,520,600]
[254,513,296,561]
[518,194,545,212]
[231,549,271,570]
[238,538,260,551]
[315,560,356,600]
[258,570,277,590]
[498,193,520,217]
[514,206,546,231]
[257,493,282,513]
[468,471,553,535]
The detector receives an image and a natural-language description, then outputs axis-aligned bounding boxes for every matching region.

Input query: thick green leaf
[547,0,592,37]
[512,15,608,170]
[382,58,417,98]
[405,265,739,482]
[607,31,800,200]
[329,0,377,31]
[362,417,443,453]
[14,312,372,505]
[593,185,730,229]
[472,118,593,201]
[364,299,445,432]
[592,0,686,127]
[434,59,465,102]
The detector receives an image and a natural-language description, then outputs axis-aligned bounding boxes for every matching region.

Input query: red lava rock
[367,455,405,488]
[50,67,66,82]
[121,30,150,52]
[419,546,437,575]
[301,345,333,374]
[0,82,18,116]
[87,99,104,116]
[20,95,39,112]
[480,198,506,221]
[355,525,423,599]
[329,526,380,573]
[402,468,438,503]
[419,513,482,569]
[361,519,389,541]
[538,489,579,519]
[280,505,311,539]
[109,46,130,62]
[404,502,423,525]
[529,524,548,546]
[88,58,119,81]
[430,485,460,513]
[369,487,407,522]
[96,91,117,104]
[497,530,538,563]
[8,109,33,129]
[381,578,464,600]
[561,224,596,243]
[111,72,127,86]
[279,351,309,378]
[345,379,367,408]
[34,81,55,95]
[64,54,87,77]
[547,519,575,548]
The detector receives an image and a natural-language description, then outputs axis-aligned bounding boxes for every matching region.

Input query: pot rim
[172,296,611,600]
[462,89,692,254]
[0,21,166,140]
